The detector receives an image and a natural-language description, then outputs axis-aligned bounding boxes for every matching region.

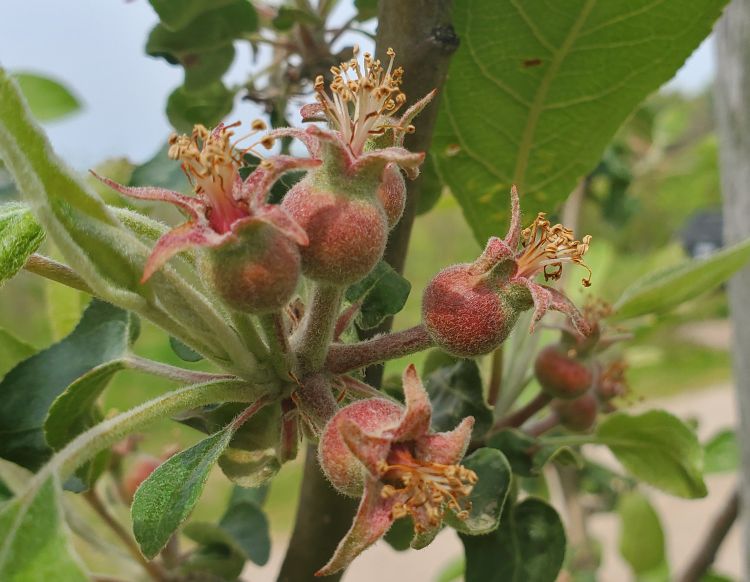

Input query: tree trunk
[714,2,750,577]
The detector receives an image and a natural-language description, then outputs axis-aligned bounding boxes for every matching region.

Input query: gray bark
[715,2,750,577]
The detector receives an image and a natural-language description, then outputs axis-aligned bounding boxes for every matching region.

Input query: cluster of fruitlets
[99,48,605,575]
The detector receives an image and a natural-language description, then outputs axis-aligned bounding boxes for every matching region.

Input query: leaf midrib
[511,0,598,192]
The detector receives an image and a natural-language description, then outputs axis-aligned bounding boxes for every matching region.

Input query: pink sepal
[391,364,432,441]
[340,419,392,478]
[315,480,396,576]
[415,416,474,466]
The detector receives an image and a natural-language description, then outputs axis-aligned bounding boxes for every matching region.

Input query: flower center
[515,212,593,286]
[168,120,266,233]
[314,46,410,156]
[378,446,477,531]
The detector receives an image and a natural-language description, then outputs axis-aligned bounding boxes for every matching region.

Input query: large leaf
[461,498,566,582]
[487,428,580,477]
[0,475,88,581]
[131,398,271,559]
[432,0,729,243]
[148,0,237,31]
[0,300,135,471]
[12,73,81,122]
[0,327,35,379]
[166,82,235,133]
[618,491,668,579]
[445,448,512,535]
[345,260,411,329]
[0,201,45,286]
[423,358,493,437]
[596,410,707,498]
[613,237,750,320]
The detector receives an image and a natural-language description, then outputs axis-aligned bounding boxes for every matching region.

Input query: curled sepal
[315,480,396,576]
[393,89,437,147]
[523,280,589,336]
[415,416,474,465]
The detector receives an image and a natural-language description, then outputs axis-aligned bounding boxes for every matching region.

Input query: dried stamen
[378,447,477,531]
[516,213,592,287]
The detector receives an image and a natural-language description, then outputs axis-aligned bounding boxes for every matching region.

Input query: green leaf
[0,300,135,471]
[132,427,235,558]
[704,429,739,475]
[432,0,728,244]
[129,144,189,192]
[618,491,668,578]
[0,201,45,287]
[0,475,88,581]
[146,1,257,61]
[148,0,237,31]
[415,154,444,215]
[272,6,321,30]
[613,237,750,320]
[461,498,566,582]
[595,410,707,498]
[183,45,236,91]
[345,260,411,329]
[435,557,465,582]
[167,82,235,133]
[12,73,80,122]
[0,327,35,379]
[180,539,245,581]
[45,278,89,341]
[383,516,414,551]
[446,448,512,535]
[170,336,204,362]
[487,428,580,477]
[183,501,270,567]
[423,359,493,437]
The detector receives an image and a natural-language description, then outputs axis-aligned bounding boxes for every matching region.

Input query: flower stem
[324,325,433,374]
[84,489,167,582]
[231,311,271,360]
[260,311,293,377]
[492,392,552,433]
[293,283,343,376]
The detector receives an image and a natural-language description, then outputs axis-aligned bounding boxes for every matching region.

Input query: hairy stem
[325,324,433,374]
[84,489,167,582]
[24,253,94,294]
[125,355,234,384]
[293,283,343,376]
[231,311,271,360]
[260,311,293,377]
[679,488,740,582]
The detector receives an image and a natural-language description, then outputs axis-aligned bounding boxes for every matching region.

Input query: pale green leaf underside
[0,201,45,287]
[432,0,728,243]
[613,236,750,320]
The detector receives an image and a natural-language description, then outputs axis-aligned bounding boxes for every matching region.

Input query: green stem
[124,355,234,384]
[260,311,293,377]
[231,311,271,359]
[31,379,267,483]
[293,283,343,376]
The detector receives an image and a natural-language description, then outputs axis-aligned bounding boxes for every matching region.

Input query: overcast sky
[0,0,716,169]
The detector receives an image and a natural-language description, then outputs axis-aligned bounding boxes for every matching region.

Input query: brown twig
[679,488,740,582]
[83,490,167,582]
[492,392,552,433]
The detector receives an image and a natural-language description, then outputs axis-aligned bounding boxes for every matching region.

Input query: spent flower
[316,364,475,575]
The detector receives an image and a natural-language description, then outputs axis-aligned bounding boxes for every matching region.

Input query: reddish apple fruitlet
[552,392,598,432]
[422,186,592,357]
[201,222,302,313]
[318,397,402,496]
[282,180,388,285]
[123,455,162,503]
[422,264,524,357]
[534,344,593,399]
[377,163,406,228]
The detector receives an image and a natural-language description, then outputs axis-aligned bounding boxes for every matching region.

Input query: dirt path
[243,384,741,582]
